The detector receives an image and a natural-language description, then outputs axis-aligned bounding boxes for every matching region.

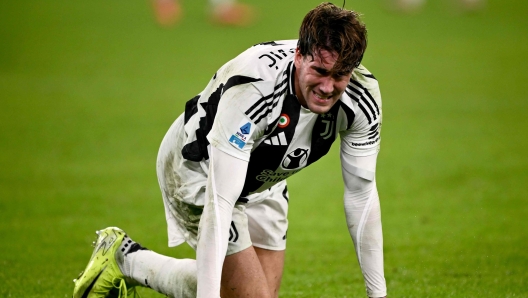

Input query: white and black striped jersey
[179,39,382,204]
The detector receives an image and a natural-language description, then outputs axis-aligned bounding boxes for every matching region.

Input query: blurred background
[1,0,527,297]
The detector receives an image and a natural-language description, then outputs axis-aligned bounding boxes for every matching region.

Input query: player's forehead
[305,49,352,76]
[307,49,339,69]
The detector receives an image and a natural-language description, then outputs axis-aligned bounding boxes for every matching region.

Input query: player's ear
[294,48,302,68]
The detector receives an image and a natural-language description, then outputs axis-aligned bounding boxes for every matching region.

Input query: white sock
[116,236,197,298]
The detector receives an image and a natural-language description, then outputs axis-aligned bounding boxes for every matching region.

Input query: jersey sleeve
[340,67,382,157]
[207,81,271,161]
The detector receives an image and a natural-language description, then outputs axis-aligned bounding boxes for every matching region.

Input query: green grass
[1,0,527,297]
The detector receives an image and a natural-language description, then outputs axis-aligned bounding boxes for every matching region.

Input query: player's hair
[298,2,367,74]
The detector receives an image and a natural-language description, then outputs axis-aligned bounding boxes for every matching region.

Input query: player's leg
[254,247,285,298]
[117,232,198,297]
[123,202,271,298]
[245,181,290,297]
[74,115,198,297]
[221,246,272,297]
[99,113,200,297]
[72,201,260,298]
[212,201,271,297]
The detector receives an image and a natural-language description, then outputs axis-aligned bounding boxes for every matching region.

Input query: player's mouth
[312,91,333,103]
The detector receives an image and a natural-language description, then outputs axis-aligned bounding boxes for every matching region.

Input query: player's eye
[332,71,350,81]
[314,68,329,76]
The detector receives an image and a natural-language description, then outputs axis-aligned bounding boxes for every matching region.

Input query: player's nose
[319,77,335,95]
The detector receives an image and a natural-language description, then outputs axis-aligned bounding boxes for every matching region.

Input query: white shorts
[158,114,289,256]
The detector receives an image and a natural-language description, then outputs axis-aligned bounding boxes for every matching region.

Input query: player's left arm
[340,67,386,297]
[340,151,386,298]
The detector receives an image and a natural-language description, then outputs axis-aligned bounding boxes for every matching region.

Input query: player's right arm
[194,80,270,297]
[196,146,248,297]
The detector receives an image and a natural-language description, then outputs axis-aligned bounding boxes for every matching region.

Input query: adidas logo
[264,132,288,146]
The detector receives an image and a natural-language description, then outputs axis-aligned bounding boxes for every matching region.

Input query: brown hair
[298,2,367,74]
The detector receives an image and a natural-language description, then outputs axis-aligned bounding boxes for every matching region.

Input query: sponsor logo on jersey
[277,114,290,128]
[263,132,288,146]
[256,169,301,183]
[281,148,309,169]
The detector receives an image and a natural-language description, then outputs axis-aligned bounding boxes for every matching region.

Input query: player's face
[294,48,351,114]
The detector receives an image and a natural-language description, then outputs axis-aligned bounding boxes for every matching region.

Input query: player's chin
[307,99,337,114]
[308,106,331,114]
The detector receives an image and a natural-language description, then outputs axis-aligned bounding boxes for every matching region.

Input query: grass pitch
[1,0,527,297]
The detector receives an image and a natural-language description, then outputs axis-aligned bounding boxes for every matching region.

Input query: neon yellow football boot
[72,227,139,298]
